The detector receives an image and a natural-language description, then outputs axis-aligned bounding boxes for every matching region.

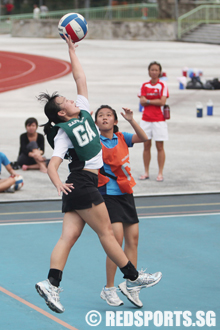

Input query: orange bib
[98,132,136,194]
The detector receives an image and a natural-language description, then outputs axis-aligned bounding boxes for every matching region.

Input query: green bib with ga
[47,110,101,161]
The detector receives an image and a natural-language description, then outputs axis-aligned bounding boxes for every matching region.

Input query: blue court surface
[0,194,219,330]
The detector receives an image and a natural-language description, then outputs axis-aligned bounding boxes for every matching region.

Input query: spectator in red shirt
[138,61,169,182]
[5,1,14,15]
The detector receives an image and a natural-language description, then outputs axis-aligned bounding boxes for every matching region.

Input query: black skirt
[103,193,139,224]
[62,170,104,212]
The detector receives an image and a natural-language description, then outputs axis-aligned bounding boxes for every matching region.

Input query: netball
[14,175,24,191]
[58,13,88,43]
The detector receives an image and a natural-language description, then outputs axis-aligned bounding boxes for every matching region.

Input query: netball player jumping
[35,35,162,313]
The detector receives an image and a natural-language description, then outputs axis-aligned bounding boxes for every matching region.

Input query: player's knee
[115,234,124,246]
[126,234,139,249]
[61,231,81,247]
[98,222,114,240]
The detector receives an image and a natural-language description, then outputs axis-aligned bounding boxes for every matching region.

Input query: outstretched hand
[64,34,78,52]
[121,107,133,122]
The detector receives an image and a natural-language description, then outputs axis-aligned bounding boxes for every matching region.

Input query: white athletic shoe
[118,281,143,308]
[127,270,162,291]
[35,279,65,313]
[5,185,15,193]
[100,286,124,307]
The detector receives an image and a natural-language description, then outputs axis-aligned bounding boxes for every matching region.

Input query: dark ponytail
[42,121,53,136]
[95,105,119,133]
[37,91,62,135]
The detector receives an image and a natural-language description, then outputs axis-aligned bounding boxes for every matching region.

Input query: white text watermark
[85,310,216,327]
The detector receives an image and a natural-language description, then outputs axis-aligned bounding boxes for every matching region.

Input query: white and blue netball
[58,13,88,43]
[14,175,24,191]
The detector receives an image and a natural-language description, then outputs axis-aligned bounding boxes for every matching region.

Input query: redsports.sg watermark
[85,310,216,327]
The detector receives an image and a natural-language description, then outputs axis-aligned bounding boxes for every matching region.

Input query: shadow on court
[0,194,219,329]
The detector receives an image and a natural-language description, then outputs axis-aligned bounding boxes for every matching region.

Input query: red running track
[0,51,72,93]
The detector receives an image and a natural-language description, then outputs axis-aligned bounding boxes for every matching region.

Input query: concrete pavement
[0,35,220,202]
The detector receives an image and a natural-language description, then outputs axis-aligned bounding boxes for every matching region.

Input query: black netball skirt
[102,193,139,224]
[62,170,104,212]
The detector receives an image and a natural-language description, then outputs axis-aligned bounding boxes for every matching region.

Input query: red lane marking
[0,53,35,82]
[0,51,72,93]
[0,286,78,330]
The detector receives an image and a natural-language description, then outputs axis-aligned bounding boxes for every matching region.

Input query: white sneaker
[118,281,143,308]
[100,286,124,307]
[127,270,162,291]
[35,279,65,313]
[6,184,15,193]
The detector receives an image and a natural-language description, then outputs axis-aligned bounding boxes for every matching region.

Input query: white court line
[0,59,71,91]
[0,53,36,82]
[1,212,220,226]
[0,220,63,226]
[0,52,71,92]
[138,212,220,219]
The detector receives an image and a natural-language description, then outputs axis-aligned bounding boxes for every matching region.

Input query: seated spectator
[17,117,47,173]
[0,152,23,193]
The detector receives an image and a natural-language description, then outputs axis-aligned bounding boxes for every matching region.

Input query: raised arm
[65,34,88,99]
[120,107,148,143]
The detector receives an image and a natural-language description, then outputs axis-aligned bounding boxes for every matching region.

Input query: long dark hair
[38,92,63,135]
[95,105,119,133]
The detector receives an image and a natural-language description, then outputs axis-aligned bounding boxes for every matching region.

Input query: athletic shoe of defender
[100,286,124,307]
[127,270,162,291]
[35,279,65,313]
[118,281,143,308]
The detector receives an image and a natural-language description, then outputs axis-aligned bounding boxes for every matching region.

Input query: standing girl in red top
[139,61,169,182]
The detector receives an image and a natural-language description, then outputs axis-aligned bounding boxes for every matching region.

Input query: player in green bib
[47,109,101,163]
[35,35,162,314]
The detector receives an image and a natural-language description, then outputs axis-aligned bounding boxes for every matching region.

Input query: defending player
[95,105,158,308]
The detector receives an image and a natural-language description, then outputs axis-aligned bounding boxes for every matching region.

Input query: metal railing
[178,5,220,39]
[0,3,158,35]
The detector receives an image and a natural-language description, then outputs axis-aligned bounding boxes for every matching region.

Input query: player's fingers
[65,184,74,190]
[62,184,74,194]
[65,34,72,44]
[122,108,132,112]
[60,186,69,195]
